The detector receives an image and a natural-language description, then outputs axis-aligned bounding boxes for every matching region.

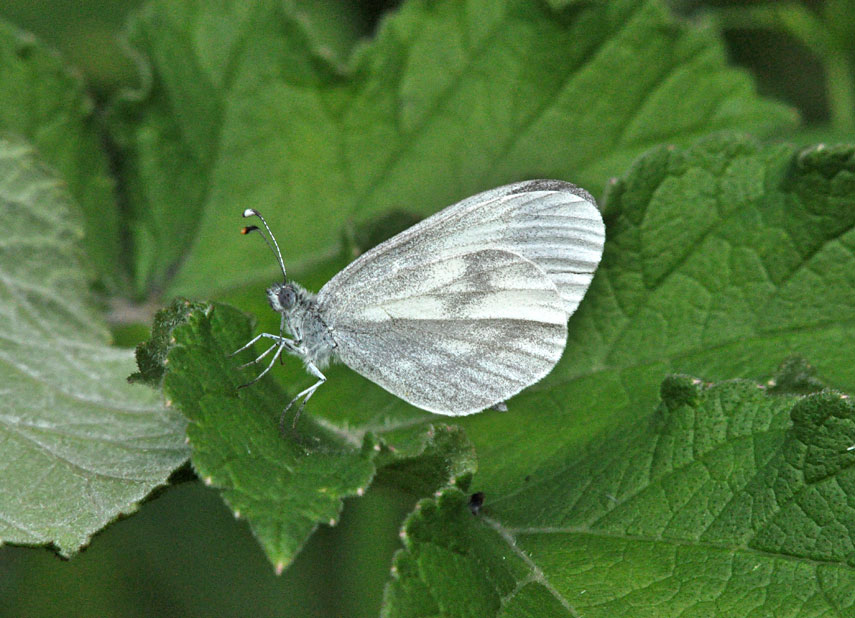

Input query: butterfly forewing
[321,248,568,415]
[319,180,604,318]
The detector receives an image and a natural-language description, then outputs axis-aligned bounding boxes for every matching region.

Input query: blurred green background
[0,1,842,616]
[0,0,836,127]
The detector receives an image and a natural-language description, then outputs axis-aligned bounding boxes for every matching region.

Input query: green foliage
[709,0,855,133]
[109,0,795,298]
[0,21,123,292]
[1,0,855,615]
[153,300,476,569]
[0,138,187,556]
[386,378,855,616]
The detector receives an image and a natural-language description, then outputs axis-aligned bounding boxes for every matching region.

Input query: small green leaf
[385,377,855,616]
[384,490,511,618]
[0,20,123,292]
[109,0,795,298]
[0,138,188,556]
[158,301,478,570]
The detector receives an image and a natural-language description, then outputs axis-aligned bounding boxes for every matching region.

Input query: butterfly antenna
[241,208,287,280]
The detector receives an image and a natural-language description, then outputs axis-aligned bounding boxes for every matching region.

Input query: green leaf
[157,301,477,570]
[0,138,188,556]
[109,0,795,298]
[0,20,123,292]
[384,377,855,616]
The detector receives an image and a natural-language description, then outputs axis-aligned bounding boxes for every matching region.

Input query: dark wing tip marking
[509,179,598,209]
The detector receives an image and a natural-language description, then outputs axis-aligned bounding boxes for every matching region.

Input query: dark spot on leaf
[468,491,485,515]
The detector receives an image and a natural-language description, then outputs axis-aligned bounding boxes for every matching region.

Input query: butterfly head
[266,282,298,315]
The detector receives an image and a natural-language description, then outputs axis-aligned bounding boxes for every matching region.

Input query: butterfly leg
[236,340,277,369]
[279,362,326,437]
[231,332,295,355]
[230,332,273,356]
[233,333,298,388]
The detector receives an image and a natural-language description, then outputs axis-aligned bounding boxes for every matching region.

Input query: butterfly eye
[266,283,297,313]
[277,286,297,310]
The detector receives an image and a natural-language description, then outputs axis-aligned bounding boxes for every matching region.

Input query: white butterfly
[234,180,605,427]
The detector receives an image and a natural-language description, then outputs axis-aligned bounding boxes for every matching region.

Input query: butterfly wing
[315,180,605,415]
[321,180,604,318]
[321,248,568,415]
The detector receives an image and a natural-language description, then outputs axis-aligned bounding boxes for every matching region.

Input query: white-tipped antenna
[241,208,287,280]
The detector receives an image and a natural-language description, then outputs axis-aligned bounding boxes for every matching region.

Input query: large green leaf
[384,377,855,616]
[0,138,188,556]
[0,20,123,292]
[109,0,795,297]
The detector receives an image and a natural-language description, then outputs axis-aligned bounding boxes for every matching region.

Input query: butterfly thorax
[267,281,336,368]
